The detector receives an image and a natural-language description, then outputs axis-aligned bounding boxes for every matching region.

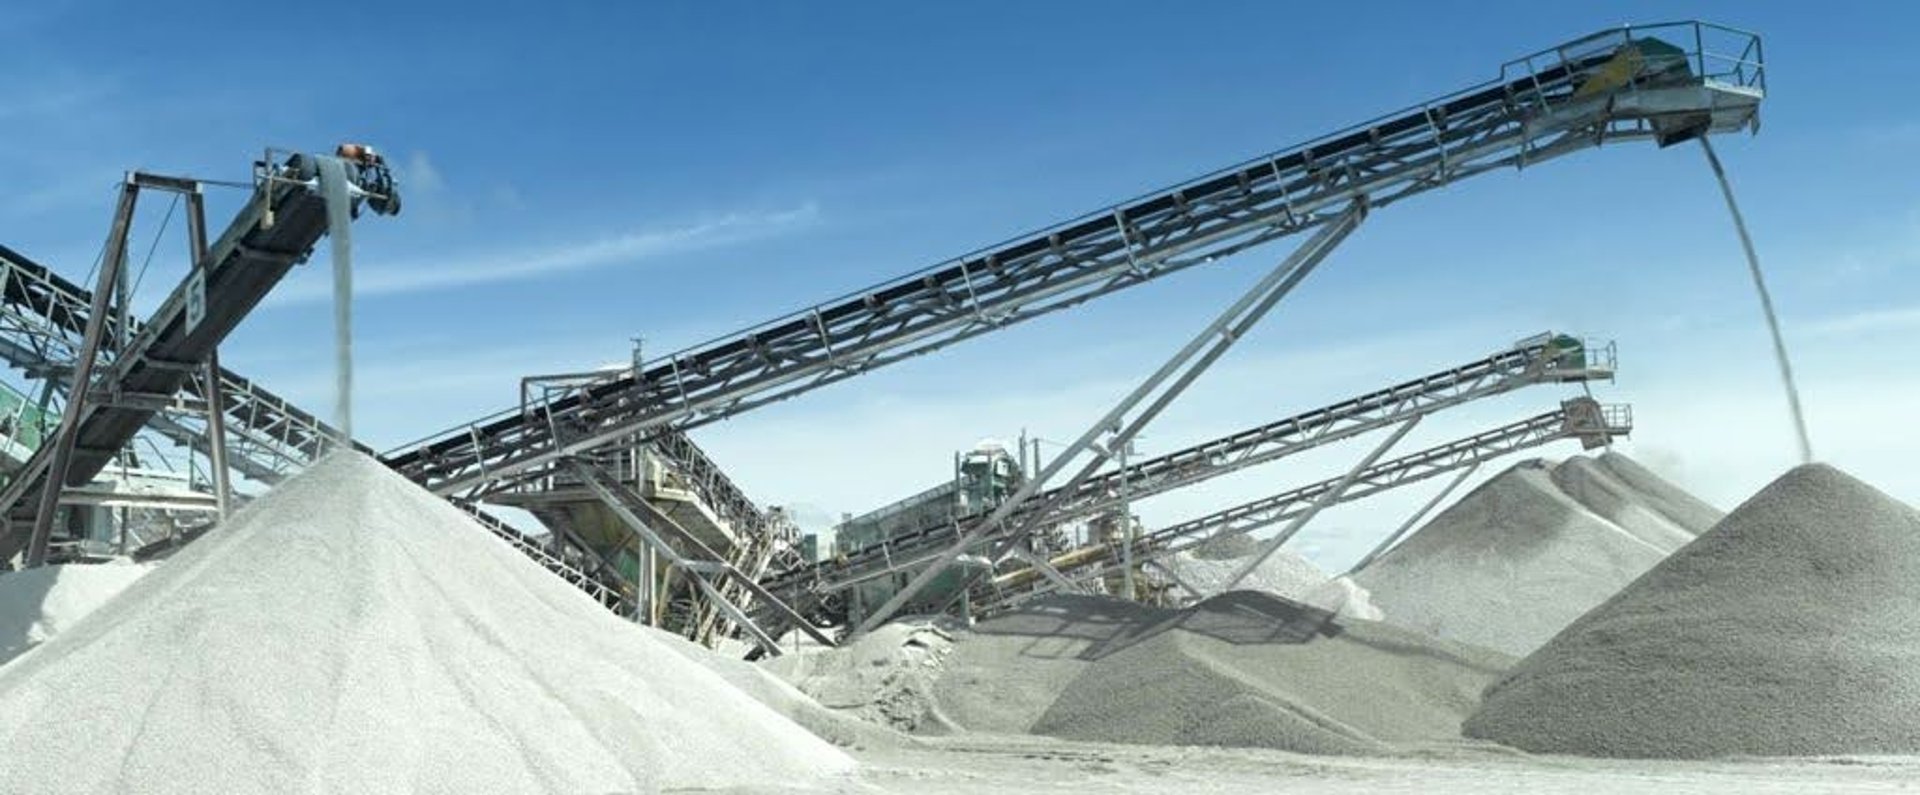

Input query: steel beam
[1220,415,1421,591]
[1346,461,1478,575]
[23,180,139,566]
[853,203,1364,634]
[567,460,834,650]
[569,459,784,655]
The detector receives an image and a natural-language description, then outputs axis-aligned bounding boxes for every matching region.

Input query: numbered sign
[185,268,207,332]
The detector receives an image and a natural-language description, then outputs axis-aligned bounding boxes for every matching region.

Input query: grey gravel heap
[1466,464,1920,758]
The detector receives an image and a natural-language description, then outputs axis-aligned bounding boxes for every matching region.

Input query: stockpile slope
[0,561,147,667]
[1026,591,1510,754]
[0,452,852,794]
[760,618,961,735]
[1354,456,1703,655]
[652,626,909,750]
[1466,464,1920,758]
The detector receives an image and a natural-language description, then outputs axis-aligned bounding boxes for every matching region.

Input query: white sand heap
[1353,452,1715,656]
[1465,464,1920,758]
[1158,540,1382,621]
[0,452,852,794]
[650,625,909,750]
[0,560,148,667]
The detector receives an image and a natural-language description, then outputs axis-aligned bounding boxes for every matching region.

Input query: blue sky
[3,2,1916,567]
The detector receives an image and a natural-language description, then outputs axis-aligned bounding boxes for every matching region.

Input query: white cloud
[265,203,820,305]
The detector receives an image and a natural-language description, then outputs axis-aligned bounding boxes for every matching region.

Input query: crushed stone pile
[1023,592,1510,753]
[1158,545,1382,621]
[1353,453,1712,656]
[1466,464,1920,758]
[1551,452,1720,543]
[775,592,1510,754]
[0,452,852,794]
[756,617,963,736]
[0,560,148,667]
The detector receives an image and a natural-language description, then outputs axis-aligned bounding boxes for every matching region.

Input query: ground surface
[688,734,1920,793]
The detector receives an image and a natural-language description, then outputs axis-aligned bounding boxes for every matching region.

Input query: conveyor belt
[382,22,1763,499]
[0,152,392,555]
[0,243,348,482]
[983,398,1633,609]
[764,334,1612,594]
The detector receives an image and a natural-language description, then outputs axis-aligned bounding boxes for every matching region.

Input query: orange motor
[335,143,384,165]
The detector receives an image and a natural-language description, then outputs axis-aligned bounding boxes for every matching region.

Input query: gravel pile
[1024,592,1510,753]
[762,617,963,734]
[933,595,1151,734]
[1466,464,1920,758]
[0,452,852,794]
[1550,452,1718,547]
[0,560,147,667]
[1353,455,1706,655]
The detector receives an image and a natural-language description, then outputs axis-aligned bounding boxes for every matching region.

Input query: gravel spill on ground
[1465,464,1920,758]
[1353,454,1704,656]
[0,451,853,794]
[0,560,147,668]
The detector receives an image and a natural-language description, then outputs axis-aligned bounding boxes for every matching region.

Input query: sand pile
[0,560,148,667]
[1353,454,1710,655]
[650,626,908,750]
[1466,464,1920,758]
[1022,592,1510,753]
[0,452,852,794]
[1159,545,1382,621]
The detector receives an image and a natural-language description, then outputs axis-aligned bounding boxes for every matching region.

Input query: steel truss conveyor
[766,333,1614,596]
[0,151,399,561]
[984,397,1632,610]
[0,244,348,484]
[383,22,1764,501]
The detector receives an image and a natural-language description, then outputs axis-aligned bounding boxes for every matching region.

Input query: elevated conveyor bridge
[383,22,1764,507]
[0,151,399,563]
[765,334,1614,598]
[982,398,1633,610]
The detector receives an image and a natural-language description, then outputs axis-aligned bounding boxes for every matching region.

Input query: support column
[24,179,141,567]
[186,191,232,520]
